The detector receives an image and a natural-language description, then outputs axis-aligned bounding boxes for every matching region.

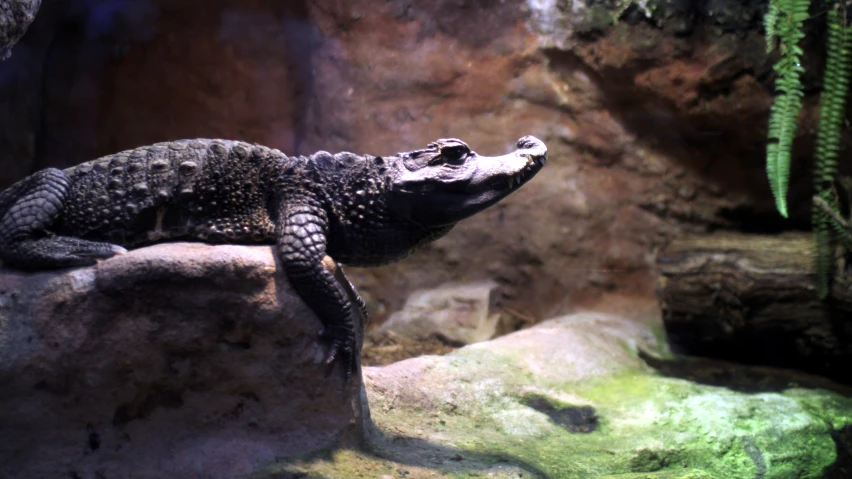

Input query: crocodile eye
[441,145,469,163]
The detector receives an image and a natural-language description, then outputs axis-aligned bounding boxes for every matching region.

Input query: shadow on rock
[259,425,553,479]
[639,350,852,396]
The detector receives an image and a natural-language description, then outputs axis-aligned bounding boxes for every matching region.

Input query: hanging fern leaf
[813,5,852,298]
[765,0,810,218]
[765,1,781,51]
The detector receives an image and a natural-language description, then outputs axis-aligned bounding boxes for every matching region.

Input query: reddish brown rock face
[96,2,309,153]
[0,0,825,324]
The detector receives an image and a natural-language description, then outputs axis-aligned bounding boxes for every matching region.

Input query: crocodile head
[387,136,547,226]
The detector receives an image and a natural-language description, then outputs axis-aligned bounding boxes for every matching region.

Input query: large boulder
[0,243,365,479]
[263,313,852,479]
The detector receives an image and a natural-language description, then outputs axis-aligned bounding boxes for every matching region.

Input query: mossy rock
[596,470,715,479]
[256,314,852,479]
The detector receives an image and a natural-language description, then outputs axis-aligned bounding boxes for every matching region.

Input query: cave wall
[0,0,824,324]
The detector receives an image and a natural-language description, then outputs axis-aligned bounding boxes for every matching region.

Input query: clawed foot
[1,236,127,270]
[53,238,127,263]
[319,327,357,384]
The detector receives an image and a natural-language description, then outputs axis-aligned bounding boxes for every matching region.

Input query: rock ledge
[0,243,364,479]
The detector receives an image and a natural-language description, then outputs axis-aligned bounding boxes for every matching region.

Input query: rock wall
[0,0,822,324]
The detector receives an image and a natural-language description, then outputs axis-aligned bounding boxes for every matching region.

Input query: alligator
[0,0,41,60]
[0,136,548,380]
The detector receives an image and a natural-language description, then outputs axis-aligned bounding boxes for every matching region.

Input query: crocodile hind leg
[0,168,126,270]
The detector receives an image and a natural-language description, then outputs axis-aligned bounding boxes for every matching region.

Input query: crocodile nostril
[517,136,546,152]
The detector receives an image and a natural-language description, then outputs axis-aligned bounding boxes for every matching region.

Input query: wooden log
[656,232,852,384]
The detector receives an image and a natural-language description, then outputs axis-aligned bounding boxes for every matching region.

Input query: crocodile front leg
[277,202,358,382]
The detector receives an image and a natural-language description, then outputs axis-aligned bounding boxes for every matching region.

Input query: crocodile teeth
[515,174,523,184]
[508,177,515,189]
[541,156,547,165]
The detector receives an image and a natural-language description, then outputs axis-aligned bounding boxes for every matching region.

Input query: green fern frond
[766,0,810,218]
[813,5,852,298]
[765,1,781,51]
[815,7,852,187]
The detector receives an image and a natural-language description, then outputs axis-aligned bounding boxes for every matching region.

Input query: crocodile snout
[516,136,547,170]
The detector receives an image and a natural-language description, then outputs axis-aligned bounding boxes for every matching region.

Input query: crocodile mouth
[505,154,546,190]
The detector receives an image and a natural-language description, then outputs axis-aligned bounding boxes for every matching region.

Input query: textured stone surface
[0,0,41,60]
[0,243,364,479]
[260,313,852,478]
